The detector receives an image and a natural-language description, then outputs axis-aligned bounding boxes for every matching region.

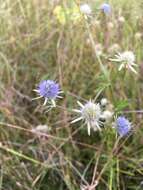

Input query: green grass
[0,0,143,189]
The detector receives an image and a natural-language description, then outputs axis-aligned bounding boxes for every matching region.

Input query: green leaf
[115,100,129,112]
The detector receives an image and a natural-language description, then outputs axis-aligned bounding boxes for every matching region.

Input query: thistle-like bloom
[116,116,132,136]
[101,3,111,14]
[80,4,92,15]
[110,51,138,74]
[33,80,62,106]
[71,100,102,135]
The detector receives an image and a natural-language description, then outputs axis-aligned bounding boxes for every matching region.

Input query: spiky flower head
[116,116,132,136]
[71,100,102,135]
[110,51,138,74]
[101,3,111,14]
[33,80,62,106]
[80,4,92,15]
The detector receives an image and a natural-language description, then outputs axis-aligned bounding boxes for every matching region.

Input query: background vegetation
[0,0,143,189]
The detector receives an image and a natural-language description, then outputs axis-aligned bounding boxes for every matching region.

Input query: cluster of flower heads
[79,3,138,75]
[53,2,111,25]
[80,2,111,16]
[33,80,132,137]
[33,2,136,139]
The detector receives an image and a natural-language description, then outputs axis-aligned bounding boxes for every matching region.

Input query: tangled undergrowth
[0,0,143,189]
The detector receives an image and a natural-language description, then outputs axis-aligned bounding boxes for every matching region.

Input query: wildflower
[135,32,142,40]
[110,51,138,74]
[71,100,102,135]
[80,4,92,15]
[101,3,111,14]
[53,5,66,25]
[53,4,81,25]
[107,22,114,29]
[33,80,62,106]
[116,116,132,136]
[101,110,113,121]
[118,16,125,23]
[100,98,108,106]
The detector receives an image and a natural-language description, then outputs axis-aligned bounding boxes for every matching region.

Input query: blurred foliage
[0,0,143,190]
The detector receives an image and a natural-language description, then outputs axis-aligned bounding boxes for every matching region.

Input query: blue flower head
[38,80,60,99]
[116,116,131,136]
[34,80,62,106]
[101,3,111,14]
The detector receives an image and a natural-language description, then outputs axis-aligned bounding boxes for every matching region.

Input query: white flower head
[118,16,125,23]
[101,110,113,121]
[80,4,92,15]
[71,100,102,135]
[100,98,108,106]
[107,22,114,29]
[110,51,138,74]
[135,32,142,40]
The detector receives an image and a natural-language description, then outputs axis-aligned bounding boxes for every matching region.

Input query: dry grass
[0,0,143,189]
